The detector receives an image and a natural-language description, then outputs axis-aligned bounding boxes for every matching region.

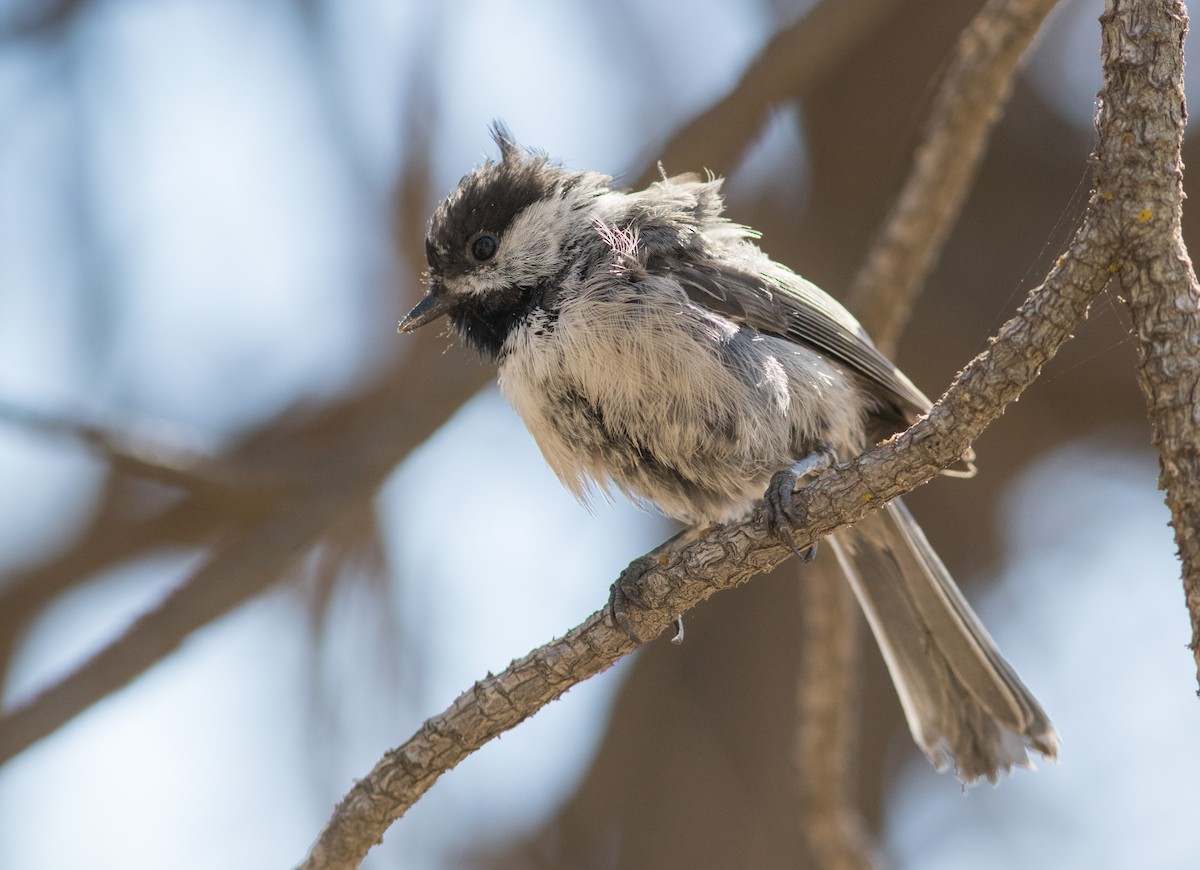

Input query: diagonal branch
[0,354,489,764]
[0,514,296,764]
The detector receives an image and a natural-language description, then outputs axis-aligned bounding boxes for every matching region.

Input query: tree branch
[795,559,873,870]
[1100,0,1200,685]
[0,513,296,764]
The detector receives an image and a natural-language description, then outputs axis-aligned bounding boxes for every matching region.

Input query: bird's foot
[609,553,660,644]
[765,449,836,561]
[609,527,700,644]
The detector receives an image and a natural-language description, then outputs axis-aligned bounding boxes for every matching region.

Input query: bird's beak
[397,290,455,333]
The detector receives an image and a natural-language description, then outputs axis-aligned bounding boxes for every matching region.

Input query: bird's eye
[470,232,499,262]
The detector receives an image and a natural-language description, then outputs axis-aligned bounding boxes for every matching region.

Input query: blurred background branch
[797,3,1062,864]
[847,0,1064,351]
[0,0,88,42]
[633,0,901,188]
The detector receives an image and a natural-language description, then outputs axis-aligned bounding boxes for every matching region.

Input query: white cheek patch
[495,197,579,283]
[452,197,578,299]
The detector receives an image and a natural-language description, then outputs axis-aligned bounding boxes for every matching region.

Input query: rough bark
[1100,0,1200,683]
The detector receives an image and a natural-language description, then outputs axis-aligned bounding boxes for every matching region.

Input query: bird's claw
[609,554,657,644]
[766,450,835,562]
[610,526,704,645]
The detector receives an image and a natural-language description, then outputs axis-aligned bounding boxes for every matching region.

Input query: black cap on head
[424,125,561,279]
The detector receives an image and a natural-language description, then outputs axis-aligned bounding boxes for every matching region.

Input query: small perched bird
[398,125,1057,783]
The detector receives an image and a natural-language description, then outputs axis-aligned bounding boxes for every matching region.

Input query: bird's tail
[829,499,1057,783]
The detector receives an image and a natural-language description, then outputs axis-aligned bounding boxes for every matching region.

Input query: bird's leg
[766,447,837,561]
[610,525,703,645]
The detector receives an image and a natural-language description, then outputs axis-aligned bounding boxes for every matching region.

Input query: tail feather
[829,499,1057,783]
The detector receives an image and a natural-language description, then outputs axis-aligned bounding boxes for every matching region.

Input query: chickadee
[399,125,1057,783]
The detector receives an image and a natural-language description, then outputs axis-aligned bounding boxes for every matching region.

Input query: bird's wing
[647,252,933,419]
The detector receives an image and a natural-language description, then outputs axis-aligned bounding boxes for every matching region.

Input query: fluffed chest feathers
[494,302,854,523]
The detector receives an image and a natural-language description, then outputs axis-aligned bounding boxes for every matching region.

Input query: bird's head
[398,124,609,356]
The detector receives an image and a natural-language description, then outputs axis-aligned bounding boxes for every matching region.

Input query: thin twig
[0,401,262,492]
